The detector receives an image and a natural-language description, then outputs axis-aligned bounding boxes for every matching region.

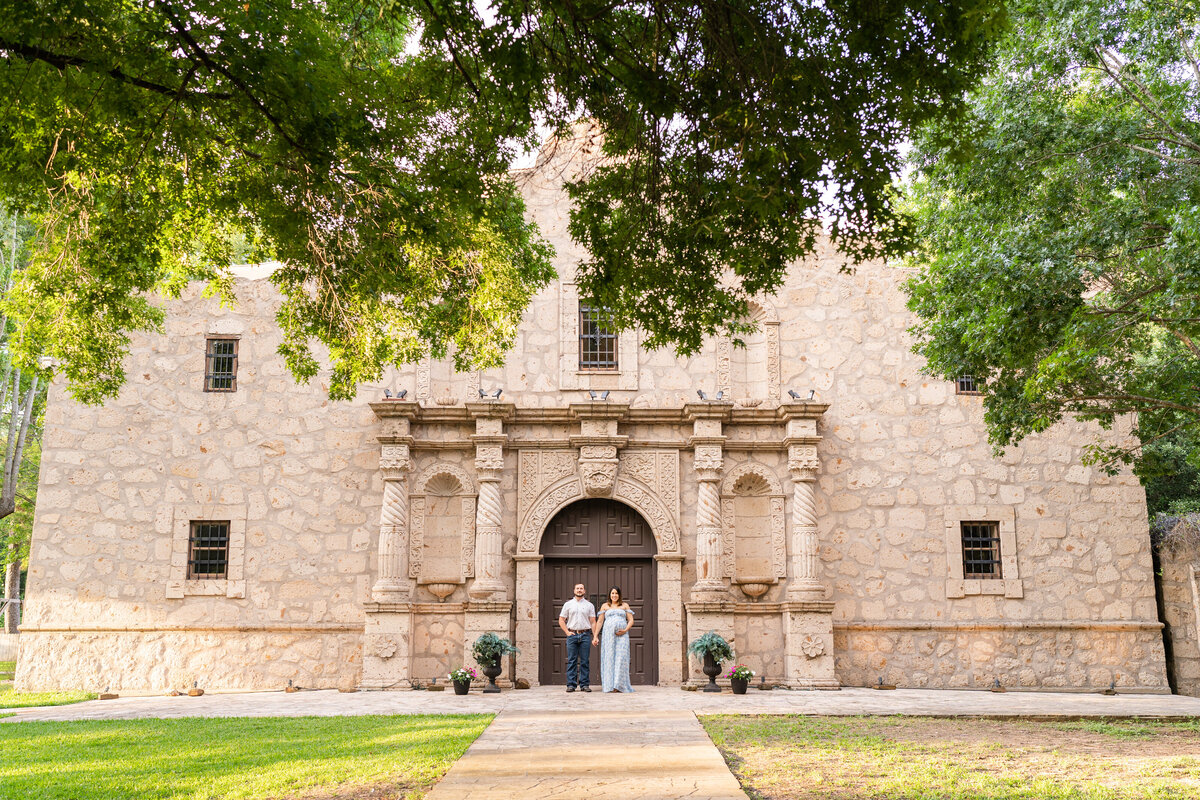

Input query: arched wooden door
[539,499,658,685]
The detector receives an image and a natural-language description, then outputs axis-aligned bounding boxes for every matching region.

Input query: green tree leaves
[904,0,1200,471]
[1,0,1005,400]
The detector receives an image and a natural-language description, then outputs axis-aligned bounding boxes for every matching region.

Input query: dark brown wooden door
[539,500,657,685]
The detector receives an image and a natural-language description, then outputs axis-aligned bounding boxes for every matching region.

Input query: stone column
[468,403,512,600]
[787,445,823,599]
[687,403,730,600]
[693,457,725,593]
[373,439,414,600]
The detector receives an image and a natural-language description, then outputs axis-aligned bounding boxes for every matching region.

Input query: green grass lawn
[0,714,492,800]
[702,715,1200,800]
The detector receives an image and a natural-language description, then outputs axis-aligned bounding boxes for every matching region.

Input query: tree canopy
[904,0,1200,472]
[1,0,1005,401]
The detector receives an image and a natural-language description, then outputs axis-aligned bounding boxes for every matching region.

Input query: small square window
[205,338,238,392]
[579,304,618,370]
[188,521,230,579]
[955,376,981,395]
[961,521,1002,578]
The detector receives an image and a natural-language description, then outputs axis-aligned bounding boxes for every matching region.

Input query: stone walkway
[424,709,747,799]
[5,685,1200,722]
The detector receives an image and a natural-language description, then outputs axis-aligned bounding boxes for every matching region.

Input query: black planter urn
[702,653,723,692]
[481,661,503,693]
[730,677,749,695]
[452,680,470,695]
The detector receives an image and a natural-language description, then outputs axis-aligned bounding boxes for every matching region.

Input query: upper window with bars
[187,520,230,579]
[955,375,981,395]
[960,520,1002,579]
[579,304,618,370]
[205,338,239,392]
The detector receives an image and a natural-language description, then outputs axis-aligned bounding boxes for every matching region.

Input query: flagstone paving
[423,709,749,799]
[4,684,1199,722]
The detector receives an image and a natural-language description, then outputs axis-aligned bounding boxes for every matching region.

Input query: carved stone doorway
[538,499,658,685]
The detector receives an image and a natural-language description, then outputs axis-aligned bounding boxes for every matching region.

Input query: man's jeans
[566,632,591,687]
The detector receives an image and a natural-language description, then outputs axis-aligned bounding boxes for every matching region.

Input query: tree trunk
[3,544,18,634]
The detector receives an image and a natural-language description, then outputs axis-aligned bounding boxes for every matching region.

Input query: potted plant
[471,632,519,693]
[688,631,734,693]
[726,664,755,695]
[449,667,477,695]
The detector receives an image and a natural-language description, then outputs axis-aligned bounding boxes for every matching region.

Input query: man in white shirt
[558,582,596,692]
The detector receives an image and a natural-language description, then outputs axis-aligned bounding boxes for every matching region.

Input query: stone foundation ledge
[15,629,364,693]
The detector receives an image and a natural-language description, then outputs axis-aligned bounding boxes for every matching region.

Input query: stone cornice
[568,402,631,420]
[682,402,734,421]
[776,402,830,420]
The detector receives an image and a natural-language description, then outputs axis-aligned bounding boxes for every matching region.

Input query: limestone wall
[1159,539,1200,696]
[17,136,1169,692]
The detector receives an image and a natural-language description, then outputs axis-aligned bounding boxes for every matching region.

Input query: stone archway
[514,475,683,687]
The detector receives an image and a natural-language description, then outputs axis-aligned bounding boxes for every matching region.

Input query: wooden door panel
[539,499,659,685]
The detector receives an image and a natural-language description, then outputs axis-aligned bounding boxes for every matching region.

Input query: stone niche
[721,463,786,599]
[410,463,476,601]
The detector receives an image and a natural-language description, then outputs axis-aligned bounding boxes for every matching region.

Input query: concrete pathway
[5,685,1200,722]
[423,709,747,799]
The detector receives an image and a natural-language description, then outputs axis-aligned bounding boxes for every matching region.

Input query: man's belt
[569,629,590,633]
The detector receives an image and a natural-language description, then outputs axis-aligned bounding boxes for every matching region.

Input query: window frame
[578,303,619,371]
[944,505,1022,599]
[960,520,1002,579]
[166,504,247,599]
[955,376,981,395]
[204,337,239,392]
[187,520,231,580]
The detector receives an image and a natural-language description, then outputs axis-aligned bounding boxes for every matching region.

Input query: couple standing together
[557,583,635,692]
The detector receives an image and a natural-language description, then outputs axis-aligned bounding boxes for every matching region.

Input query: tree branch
[0,37,231,100]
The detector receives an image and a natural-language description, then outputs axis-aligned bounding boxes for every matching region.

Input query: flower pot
[730,677,749,695]
[702,653,722,693]
[452,679,470,695]
[481,661,503,693]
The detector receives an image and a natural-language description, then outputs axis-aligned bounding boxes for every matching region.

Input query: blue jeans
[566,632,591,687]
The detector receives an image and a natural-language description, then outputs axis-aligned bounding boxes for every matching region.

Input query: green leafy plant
[688,632,733,665]
[471,633,518,667]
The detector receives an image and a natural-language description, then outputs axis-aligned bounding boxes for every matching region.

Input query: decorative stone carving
[368,635,398,660]
[582,462,618,496]
[619,451,681,523]
[519,450,578,525]
[694,445,724,472]
[380,444,412,474]
[800,634,825,659]
[475,445,505,472]
[416,356,431,402]
[518,478,584,552]
[517,476,681,554]
[788,448,823,599]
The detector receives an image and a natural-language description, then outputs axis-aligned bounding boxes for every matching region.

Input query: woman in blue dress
[592,585,634,692]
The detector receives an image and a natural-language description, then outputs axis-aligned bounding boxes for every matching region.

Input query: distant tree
[0,0,1006,401]
[0,210,42,633]
[904,0,1200,473]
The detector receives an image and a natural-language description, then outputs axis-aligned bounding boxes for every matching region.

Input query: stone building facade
[16,139,1169,693]
[1158,535,1200,696]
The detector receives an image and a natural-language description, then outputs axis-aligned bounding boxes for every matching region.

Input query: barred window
[955,376,980,395]
[579,304,618,370]
[187,521,230,579]
[961,521,1002,578]
[205,338,239,392]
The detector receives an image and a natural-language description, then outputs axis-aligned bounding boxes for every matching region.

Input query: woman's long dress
[599,607,634,692]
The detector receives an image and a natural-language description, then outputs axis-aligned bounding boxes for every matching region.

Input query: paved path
[5,685,1200,722]
[423,710,747,799]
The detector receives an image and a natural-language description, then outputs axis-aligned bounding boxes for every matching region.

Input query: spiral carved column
[788,446,824,599]
[694,473,724,590]
[471,471,506,597]
[373,443,413,600]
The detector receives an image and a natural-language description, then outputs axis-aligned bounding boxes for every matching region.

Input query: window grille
[579,304,618,370]
[955,376,980,395]
[961,521,1002,578]
[187,521,230,579]
[205,338,239,391]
